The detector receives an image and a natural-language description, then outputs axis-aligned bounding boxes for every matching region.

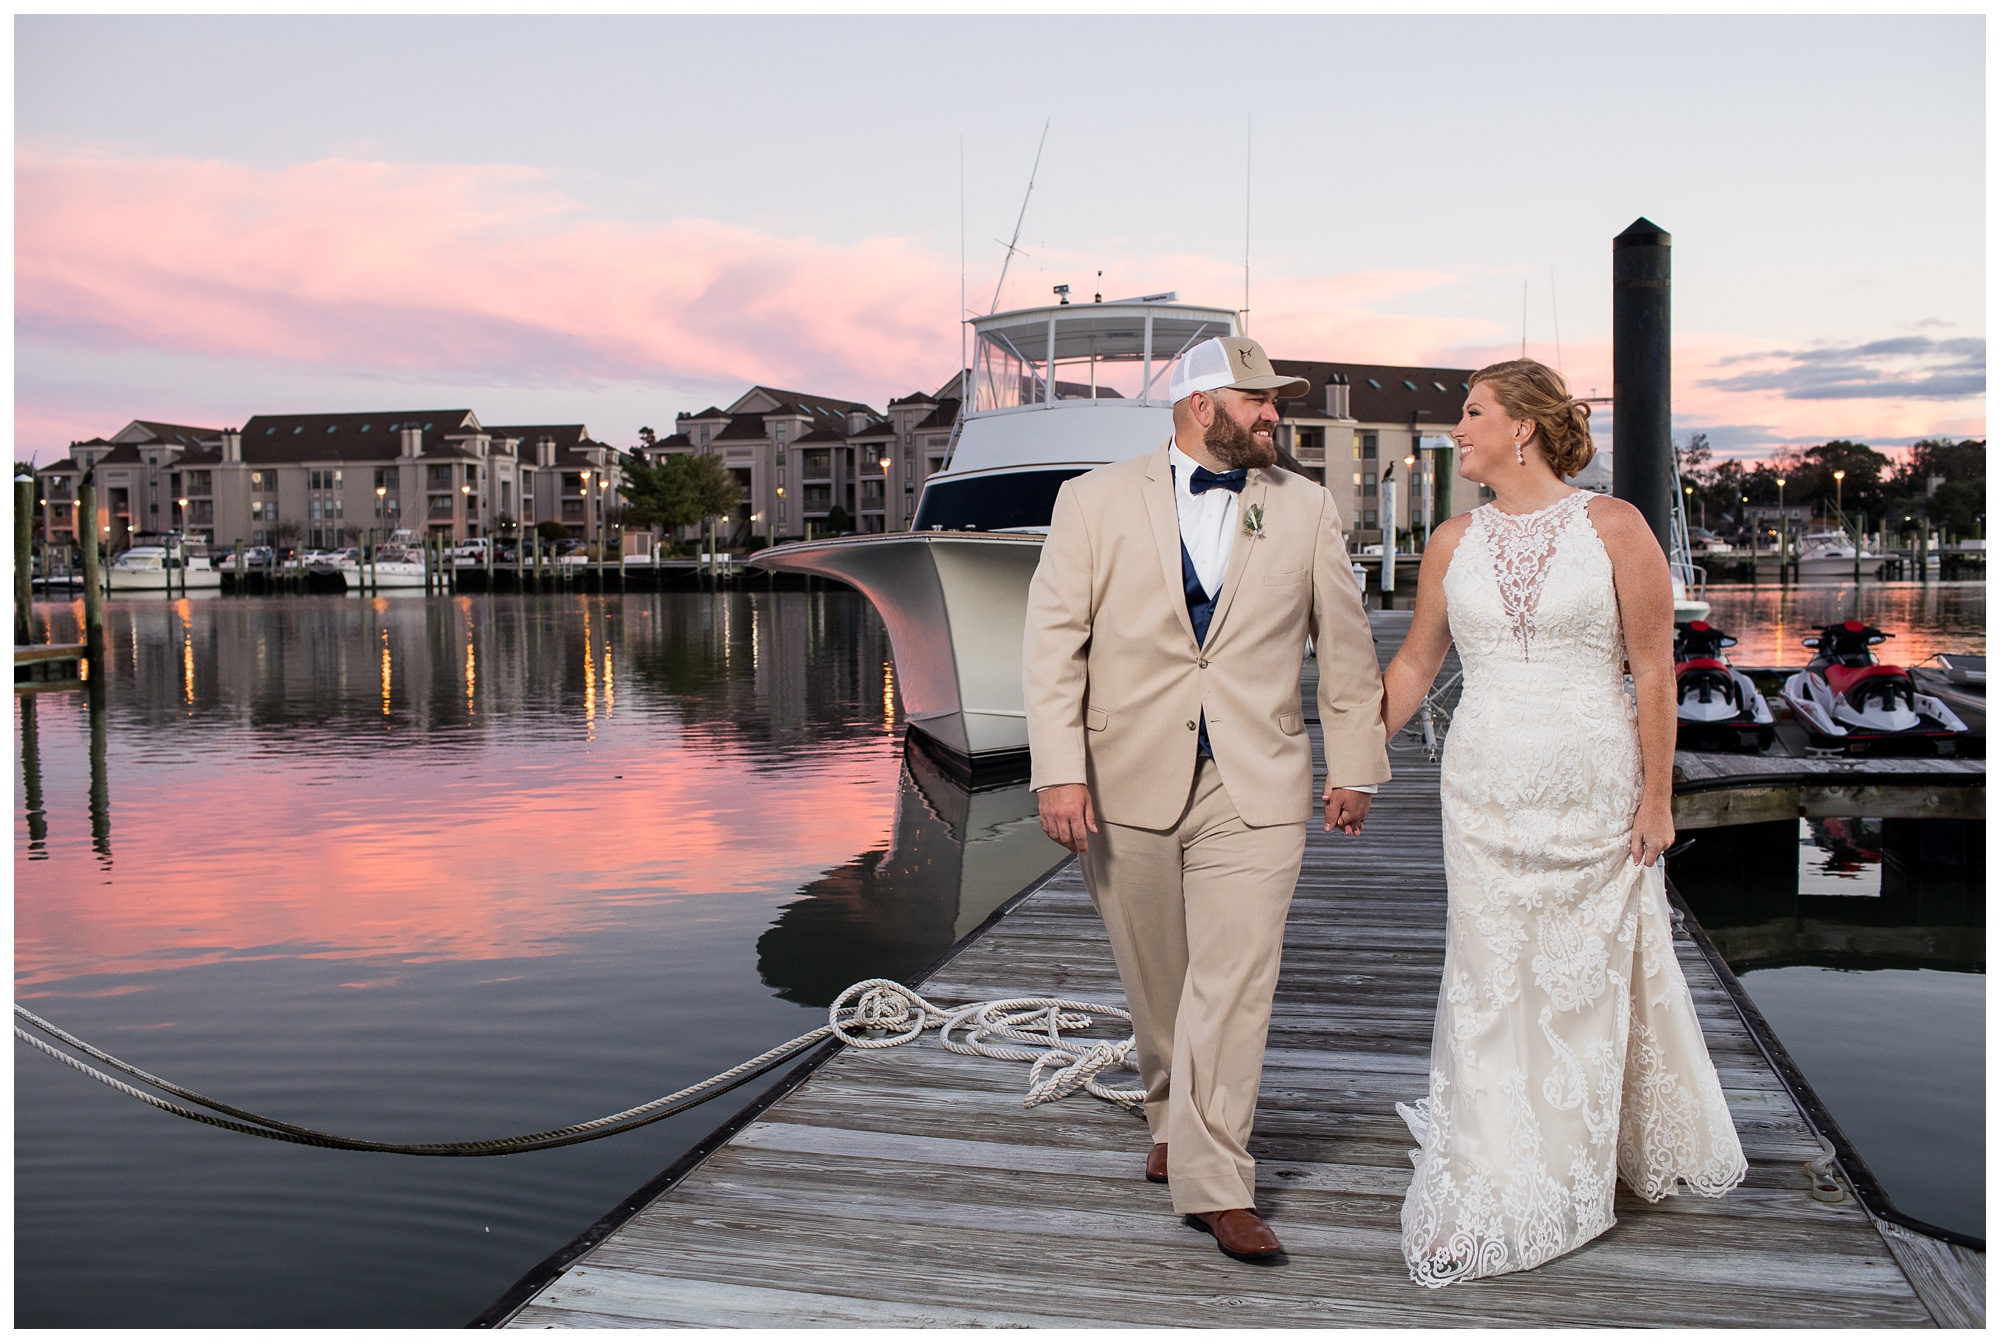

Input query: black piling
[1612,217,1674,558]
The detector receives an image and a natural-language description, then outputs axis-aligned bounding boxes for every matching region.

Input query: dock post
[1612,218,1674,558]
[21,694,47,850]
[1379,472,1398,601]
[16,471,37,645]
[79,483,105,675]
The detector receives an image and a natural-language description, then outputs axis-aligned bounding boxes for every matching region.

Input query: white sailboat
[753,295,1237,770]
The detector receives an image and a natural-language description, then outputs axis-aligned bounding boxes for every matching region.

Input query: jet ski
[1673,620,1775,752]
[1782,619,1971,756]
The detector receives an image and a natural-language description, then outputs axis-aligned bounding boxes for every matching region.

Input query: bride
[1380,359,1745,1288]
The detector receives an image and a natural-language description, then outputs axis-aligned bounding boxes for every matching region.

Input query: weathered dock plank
[497,614,1962,1328]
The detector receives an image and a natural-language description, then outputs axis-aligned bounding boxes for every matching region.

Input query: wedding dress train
[1398,490,1745,1288]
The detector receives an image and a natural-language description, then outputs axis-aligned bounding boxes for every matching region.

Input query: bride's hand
[1629,796,1674,867]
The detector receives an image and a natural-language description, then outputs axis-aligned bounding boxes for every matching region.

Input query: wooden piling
[15,473,36,645]
[78,483,104,673]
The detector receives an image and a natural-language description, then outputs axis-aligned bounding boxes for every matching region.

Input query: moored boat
[104,537,222,592]
[753,295,1236,770]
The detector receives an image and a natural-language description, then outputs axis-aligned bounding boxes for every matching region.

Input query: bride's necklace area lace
[1478,490,1590,661]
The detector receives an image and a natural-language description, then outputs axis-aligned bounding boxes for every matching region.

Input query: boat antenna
[959,134,968,386]
[1549,265,1564,373]
[1243,113,1252,334]
[988,118,1049,314]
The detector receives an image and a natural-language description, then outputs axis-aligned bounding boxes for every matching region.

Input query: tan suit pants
[1080,756,1306,1214]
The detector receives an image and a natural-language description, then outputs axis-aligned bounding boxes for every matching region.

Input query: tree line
[1677,435,1985,538]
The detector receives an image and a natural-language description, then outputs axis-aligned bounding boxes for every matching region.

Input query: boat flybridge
[752,295,1238,771]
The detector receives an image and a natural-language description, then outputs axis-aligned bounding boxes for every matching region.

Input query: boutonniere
[1241,503,1266,539]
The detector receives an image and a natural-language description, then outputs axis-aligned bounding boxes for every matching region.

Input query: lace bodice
[1446,492,1626,680]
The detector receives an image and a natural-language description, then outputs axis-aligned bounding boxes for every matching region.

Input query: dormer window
[775,423,789,444]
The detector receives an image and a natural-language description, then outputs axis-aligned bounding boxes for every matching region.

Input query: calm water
[15,591,1063,1327]
[1672,817,1984,1239]
[1698,581,1985,666]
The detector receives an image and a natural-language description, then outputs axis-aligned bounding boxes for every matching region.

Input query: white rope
[13,979,1140,1157]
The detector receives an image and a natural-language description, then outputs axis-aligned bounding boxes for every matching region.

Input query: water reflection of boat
[752,295,1238,771]
[755,738,1066,1007]
[1672,817,1983,972]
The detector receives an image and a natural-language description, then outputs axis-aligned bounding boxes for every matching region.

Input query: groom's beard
[1204,407,1278,471]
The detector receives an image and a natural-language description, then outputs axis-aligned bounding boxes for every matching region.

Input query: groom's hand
[1322,787,1372,836]
[1037,783,1098,854]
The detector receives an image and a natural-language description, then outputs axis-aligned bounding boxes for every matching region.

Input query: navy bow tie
[1188,466,1248,496]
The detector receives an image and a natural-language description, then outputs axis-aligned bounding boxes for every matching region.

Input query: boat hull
[336,562,428,589]
[106,566,221,591]
[752,532,1045,769]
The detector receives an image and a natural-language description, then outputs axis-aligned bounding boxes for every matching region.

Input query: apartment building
[38,420,226,553]
[653,381,966,542]
[39,411,622,554]
[1271,361,1476,545]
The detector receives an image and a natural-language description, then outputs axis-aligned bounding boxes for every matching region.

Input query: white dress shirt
[1168,444,1238,599]
[1169,440,1377,797]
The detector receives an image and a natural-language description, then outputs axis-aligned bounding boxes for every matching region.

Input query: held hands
[1629,796,1675,868]
[1323,787,1372,836]
[1038,783,1098,854]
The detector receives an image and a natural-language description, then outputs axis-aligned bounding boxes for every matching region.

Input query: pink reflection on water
[16,703,901,991]
[1699,583,1984,667]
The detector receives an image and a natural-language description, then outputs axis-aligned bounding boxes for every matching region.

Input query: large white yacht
[752,295,1237,771]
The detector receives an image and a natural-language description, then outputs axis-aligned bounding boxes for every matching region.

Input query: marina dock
[487,613,1980,1329]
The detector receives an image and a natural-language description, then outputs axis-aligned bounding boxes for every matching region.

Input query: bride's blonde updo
[1469,358,1596,478]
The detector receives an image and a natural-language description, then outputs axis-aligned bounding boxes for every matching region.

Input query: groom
[1023,335,1390,1262]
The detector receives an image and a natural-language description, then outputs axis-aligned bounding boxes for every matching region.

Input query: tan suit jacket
[1024,443,1390,829]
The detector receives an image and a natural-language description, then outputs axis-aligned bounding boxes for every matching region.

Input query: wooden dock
[490,613,1979,1328]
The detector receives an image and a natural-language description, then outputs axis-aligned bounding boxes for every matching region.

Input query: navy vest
[1181,539,1217,757]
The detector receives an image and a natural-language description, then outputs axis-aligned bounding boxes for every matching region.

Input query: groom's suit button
[1198,659,1210,668]
[1186,721,1196,730]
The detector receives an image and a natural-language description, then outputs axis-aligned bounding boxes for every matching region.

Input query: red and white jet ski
[1782,619,1971,756]
[1673,620,1775,752]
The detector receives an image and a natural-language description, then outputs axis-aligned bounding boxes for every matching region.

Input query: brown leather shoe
[1185,1208,1286,1263]
[1145,1143,1168,1183]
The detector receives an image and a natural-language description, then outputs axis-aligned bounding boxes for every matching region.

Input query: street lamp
[1832,469,1846,531]
[1775,476,1788,572]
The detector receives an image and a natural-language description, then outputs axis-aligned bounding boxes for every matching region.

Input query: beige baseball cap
[1169,336,1309,403]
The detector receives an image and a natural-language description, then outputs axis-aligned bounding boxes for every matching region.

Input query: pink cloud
[18,146,964,397]
[17,144,1981,460]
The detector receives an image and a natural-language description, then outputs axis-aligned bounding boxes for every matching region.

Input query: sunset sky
[16,15,1985,464]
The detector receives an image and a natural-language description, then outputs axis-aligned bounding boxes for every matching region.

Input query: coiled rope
[13,980,1141,1157]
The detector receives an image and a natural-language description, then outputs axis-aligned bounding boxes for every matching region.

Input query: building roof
[734,386,876,419]
[715,413,774,442]
[38,457,79,474]
[887,392,936,408]
[1273,360,1473,427]
[235,410,482,464]
[912,398,962,432]
[120,419,226,447]
[794,426,850,445]
[482,424,592,447]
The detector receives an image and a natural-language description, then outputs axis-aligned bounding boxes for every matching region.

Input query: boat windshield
[969,304,1236,412]
[911,469,1088,533]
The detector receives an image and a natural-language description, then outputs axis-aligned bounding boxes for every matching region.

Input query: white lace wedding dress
[1397,490,1746,1288]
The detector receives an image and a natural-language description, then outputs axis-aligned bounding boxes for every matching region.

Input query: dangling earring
[1515,439,1526,467]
